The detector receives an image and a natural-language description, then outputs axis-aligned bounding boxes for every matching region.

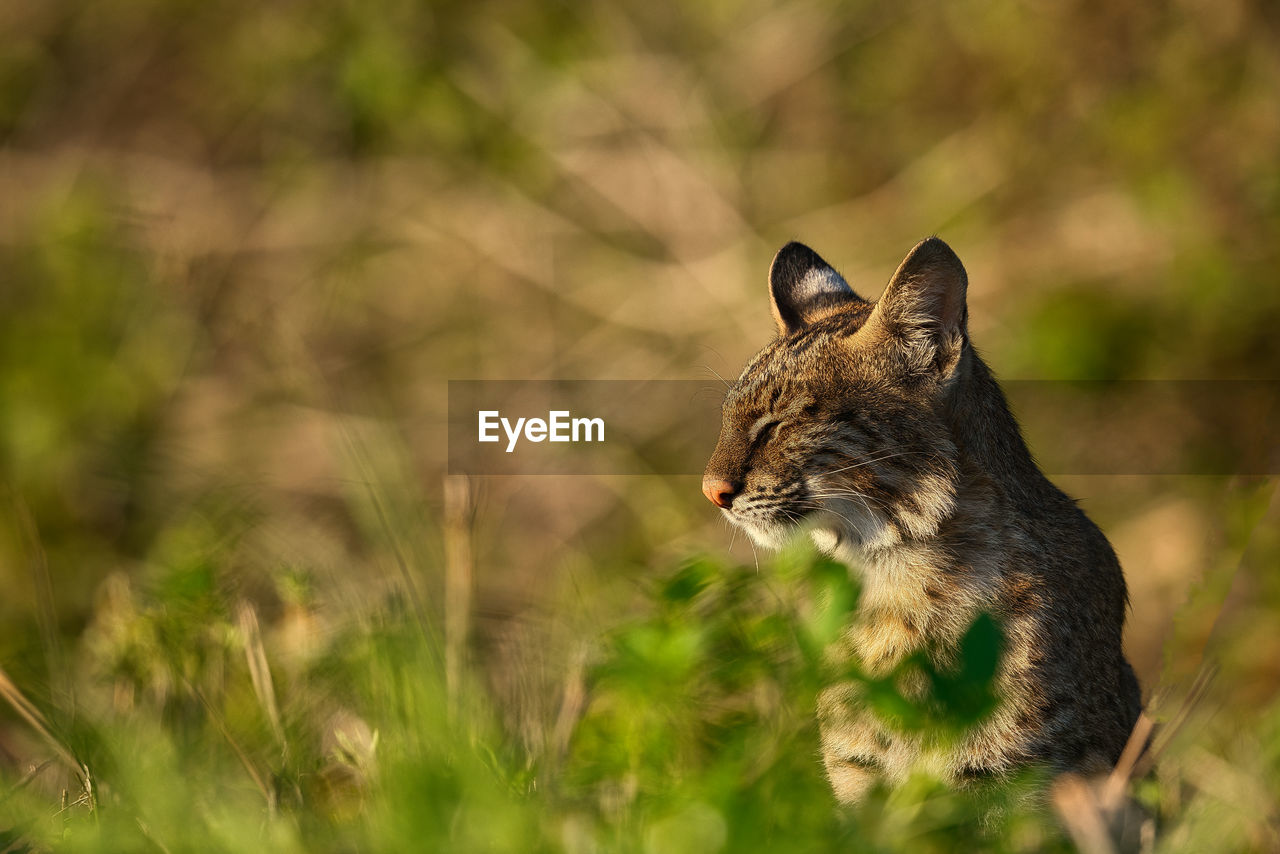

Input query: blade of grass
[237,601,286,755]
[188,682,275,814]
[11,497,68,707]
[0,666,90,807]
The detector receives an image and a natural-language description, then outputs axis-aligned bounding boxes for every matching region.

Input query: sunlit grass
[2,524,1278,851]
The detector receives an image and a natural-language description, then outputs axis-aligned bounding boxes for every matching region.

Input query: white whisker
[805,491,892,511]
[818,448,928,476]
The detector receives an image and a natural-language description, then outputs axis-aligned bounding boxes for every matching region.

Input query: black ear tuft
[871,237,969,376]
[768,242,860,335]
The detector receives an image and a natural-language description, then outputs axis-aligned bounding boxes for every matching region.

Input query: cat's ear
[769,242,861,335]
[870,237,968,377]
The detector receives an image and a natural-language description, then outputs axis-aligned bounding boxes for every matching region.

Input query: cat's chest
[837,546,996,675]
[846,607,927,675]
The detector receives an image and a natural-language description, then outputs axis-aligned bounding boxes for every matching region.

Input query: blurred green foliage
[0,543,1071,853]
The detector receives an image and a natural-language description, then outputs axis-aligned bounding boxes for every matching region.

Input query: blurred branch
[443,475,477,718]
[550,643,588,764]
[1051,773,1118,854]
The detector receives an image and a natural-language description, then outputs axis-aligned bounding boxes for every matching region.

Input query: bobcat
[702,238,1142,803]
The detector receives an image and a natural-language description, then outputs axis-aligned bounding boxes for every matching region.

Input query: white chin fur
[727,502,892,555]
[720,509,788,549]
[810,499,898,553]
[742,520,789,549]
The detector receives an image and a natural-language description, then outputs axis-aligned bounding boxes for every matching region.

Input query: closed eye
[749,415,781,446]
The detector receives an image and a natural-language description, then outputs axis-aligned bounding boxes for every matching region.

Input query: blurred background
[1,0,1279,850]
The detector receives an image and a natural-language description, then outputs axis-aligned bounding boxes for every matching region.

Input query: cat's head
[703,237,969,553]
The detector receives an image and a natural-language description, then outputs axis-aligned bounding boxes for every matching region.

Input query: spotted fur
[704,238,1142,803]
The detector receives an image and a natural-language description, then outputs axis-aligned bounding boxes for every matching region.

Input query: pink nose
[702,477,738,509]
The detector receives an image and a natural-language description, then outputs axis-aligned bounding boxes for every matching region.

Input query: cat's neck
[942,347,1054,510]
